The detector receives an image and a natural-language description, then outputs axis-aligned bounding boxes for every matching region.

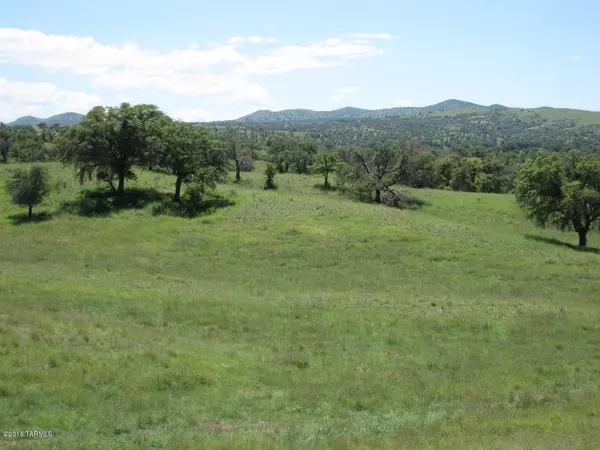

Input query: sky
[1,0,599,122]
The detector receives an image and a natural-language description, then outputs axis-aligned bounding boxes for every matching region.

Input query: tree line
[219,109,600,153]
[0,122,64,163]
[3,103,600,247]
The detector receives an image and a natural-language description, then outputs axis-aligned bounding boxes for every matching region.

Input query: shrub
[5,166,51,221]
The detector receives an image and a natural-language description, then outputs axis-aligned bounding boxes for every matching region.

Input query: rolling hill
[6,99,600,152]
[9,112,84,126]
[215,100,600,152]
[234,100,501,123]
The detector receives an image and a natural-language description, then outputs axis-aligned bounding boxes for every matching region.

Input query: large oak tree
[514,151,600,247]
[58,103,164,196]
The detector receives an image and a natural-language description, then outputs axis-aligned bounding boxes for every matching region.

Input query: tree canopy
[312,150,338,189]
[57,103,165,196]
[514,151,600,247]
[5,166,51,221]
[346,142,414,204]
[156,120,228,201]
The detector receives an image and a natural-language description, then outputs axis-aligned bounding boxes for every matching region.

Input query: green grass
[531,108,600,125]
[431,105,600,126]
[1,162,600,449]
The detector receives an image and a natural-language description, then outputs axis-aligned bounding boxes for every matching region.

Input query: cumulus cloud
[0,27,388,117]
[0,78,101,121]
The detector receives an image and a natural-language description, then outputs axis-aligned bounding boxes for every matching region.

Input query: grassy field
[1,162,600,449]
[433,106,600,126]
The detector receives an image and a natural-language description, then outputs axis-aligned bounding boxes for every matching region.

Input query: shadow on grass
[397,195,429,210]
[525,234,600,254]
[59,187,236,219]
[151,194,235,218]
[313,184,338,192]
[9,211,53,225]
[59,188,169,217]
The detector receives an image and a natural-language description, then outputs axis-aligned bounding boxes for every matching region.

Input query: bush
[5,166,51,221]
[381,188,423,209]
[335,164,376,202]
[182,182,206,207]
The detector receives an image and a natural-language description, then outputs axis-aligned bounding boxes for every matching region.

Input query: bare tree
[350,141,417,203]
[221,130,256,182]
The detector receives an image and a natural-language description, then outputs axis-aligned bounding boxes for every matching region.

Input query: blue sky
[1,0,599,122]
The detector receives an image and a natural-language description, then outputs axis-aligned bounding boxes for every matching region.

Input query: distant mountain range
[5,99,600,128]
[8,112,85,126]
[223,100,600,153]
[233,100,510,123]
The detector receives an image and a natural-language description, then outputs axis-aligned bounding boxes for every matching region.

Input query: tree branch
[353,151,371,174]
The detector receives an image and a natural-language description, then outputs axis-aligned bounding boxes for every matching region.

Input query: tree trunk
[28,204,33,222]
[107,178,117,194]
[374,189,381,203]
[174,176,183,202]
[578,229,588,248]
[117,171,125,196]
[235,163,241,182]
[324,173,329,189]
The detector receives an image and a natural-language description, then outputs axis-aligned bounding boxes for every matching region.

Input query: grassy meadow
[1,162,600,449]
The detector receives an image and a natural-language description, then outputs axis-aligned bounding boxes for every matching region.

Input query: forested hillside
[214,107,600,153]
[236,100,490,122]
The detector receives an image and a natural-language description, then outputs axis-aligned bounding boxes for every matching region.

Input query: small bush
[182,183,205,206]
[5,165,51,221]
[382,188,426,209]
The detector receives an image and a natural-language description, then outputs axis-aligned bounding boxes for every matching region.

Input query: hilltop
[6,99,600,152]
[213,101,600,152]
[9,112,84,127]
[231,99,600,126]
[235,99,493,123]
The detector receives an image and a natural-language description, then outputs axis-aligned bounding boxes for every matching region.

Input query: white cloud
[0,78,101,121]
[351,33,395,40]
[91,71,273,105]
[335,86,359,94]
[395,99,413,107]
[235,40,383,75]
[0,28,388,118]
[569,55,582,60]
[225,36,277,45]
